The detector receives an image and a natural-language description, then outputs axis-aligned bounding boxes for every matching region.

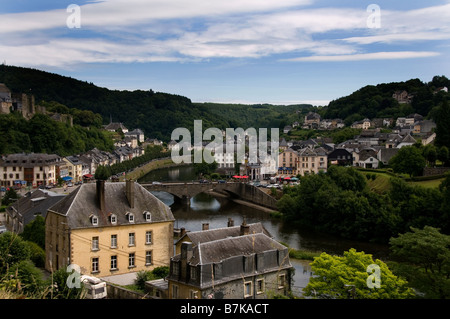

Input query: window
[257,278,265,294]
[172,261,179,276]
[127,212,134,223]
[145,251,152,265]
[111,234,117,248]
[92,236,99,251]
[91,215,98,226]
[92,257,99,273]
[172,284,179,299]
[244,281,252,298]
[145,231,152,244]
[144,211,151,222]
[278,274,286,289]
[128,253,135,268]
[110,255,117,270]
[110,214,117,225]
[128,233,135,246]
[190,266,197,280]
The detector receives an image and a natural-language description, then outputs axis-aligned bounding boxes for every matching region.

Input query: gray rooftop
[48,182,174,229]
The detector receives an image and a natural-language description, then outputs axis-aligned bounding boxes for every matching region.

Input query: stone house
[165,222,293,299]
[45,180,175,276]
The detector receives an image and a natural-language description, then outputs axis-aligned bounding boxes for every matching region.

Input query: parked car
[218,180,226,184]
[0,186,6,192]
[152,181,162,185]
[0,225,7,234]
[199,179,209,184]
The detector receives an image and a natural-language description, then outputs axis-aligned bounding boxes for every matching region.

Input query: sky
[0,0,449,106]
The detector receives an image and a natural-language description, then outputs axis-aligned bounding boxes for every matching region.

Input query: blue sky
[0,0,449,105]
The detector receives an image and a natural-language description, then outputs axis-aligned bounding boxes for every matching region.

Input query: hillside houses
[276,120,436,177]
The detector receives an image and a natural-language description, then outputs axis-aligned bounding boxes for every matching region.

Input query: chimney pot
[202,223,209,231]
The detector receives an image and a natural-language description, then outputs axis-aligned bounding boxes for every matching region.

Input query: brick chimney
[240,219,250,236]
[202,223,209,231]
[125,179,135,208]
[96,180,106,212]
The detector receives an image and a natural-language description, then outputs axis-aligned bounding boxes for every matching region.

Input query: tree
[389,226,450,298]
[94,165,111,180]
[303,249,415,299]
[0,232,31,274]
[21,215,46,249]
[434,99,450,149]
[438,146,449,166]
[1,187,19,206]
[423,144,437,167]
[390,226,450,274]
[389,146,426,177]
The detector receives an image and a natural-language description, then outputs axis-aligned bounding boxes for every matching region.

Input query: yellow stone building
[45,180,175,276]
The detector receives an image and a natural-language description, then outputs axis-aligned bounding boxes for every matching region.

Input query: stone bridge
[140,182,278,210]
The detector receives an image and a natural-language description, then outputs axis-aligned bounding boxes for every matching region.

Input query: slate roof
[8,189,66,226]
[177,222,272,247]
[173,233,288,266]
[0,153,62,168]
[48,182,174,229]
[189,233,288,266]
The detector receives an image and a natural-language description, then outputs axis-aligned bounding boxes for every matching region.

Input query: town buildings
[0,153,63,188]
[45,180,175,276]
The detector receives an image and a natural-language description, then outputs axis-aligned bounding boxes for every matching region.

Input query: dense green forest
[0,112,114,156]
[321,76,450,126]
[0,65,228,141]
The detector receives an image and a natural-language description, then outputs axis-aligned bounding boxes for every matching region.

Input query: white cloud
[284,51,441,62]
[0,1,448,67]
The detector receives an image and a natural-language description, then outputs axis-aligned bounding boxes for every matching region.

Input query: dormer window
[110,214,117,225]
[126,212,134,223]
[144,211,151,222]
[90,215,98,226]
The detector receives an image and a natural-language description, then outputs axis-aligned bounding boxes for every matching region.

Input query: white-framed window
[128,233,135,246]
[244,281,252,298]
[111,234,117,248]
[110,255,117,270]
[145,231,152,244]
[145,251,152,265]
[127,212,134,223]
[110,214,117,224]
[128,253,135,268]
[92,236,99,251]
[144,211,151,222]
[91,215,98,226]
[92,257,99,273]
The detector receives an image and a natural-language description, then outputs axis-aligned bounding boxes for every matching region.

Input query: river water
[139,165,390,296]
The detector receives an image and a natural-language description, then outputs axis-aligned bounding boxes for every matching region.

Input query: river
[139,165,390,296]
